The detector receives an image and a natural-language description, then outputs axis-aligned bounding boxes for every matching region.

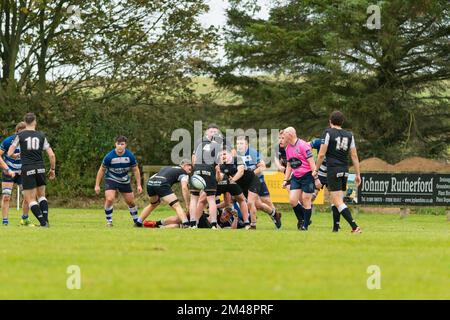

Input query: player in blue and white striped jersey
[0,122,29,226]
[95,136,142,226]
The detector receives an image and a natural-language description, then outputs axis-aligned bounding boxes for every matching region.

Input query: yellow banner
[263,171,325,205]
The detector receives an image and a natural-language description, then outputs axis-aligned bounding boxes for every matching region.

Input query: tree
[212,0,449,161]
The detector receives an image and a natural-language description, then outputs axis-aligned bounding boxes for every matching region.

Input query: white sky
[198,0,271,28]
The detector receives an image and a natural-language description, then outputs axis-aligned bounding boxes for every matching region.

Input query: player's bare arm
[283,162,292,188]
[230,164,245,182]
[132,166,142,194]
[95,166,106,194]
[314,143,328,177]
[274,156,285,172]
[46,147,57,180]
[350,147,361,186]
[254,160,266,175]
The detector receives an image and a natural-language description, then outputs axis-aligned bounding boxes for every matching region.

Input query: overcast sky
[198,0,271,28]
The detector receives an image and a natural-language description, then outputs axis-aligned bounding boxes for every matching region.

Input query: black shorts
[21,166,46,190]
[191,164,217,196]
[2,171,22,185]
[147,180,174,198]
[216,180,243,196]
[258,180,270,197]
[104,179,133,193]
[238,174,261,198]
[327,167,349,192]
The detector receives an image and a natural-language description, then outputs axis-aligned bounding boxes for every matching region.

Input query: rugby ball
[190,174,206,190]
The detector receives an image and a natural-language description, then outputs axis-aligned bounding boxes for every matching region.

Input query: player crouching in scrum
[135,159,193,228]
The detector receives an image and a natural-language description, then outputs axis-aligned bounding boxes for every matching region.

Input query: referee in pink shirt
[282,127,317,230]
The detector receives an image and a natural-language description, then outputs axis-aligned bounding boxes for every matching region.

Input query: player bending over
[314,111,361,233]
[95,136,142,227]
[135,159,192,228]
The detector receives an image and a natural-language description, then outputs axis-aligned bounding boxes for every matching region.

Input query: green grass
[0,208,448,300]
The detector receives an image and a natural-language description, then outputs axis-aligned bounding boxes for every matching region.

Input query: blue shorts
[290,172,315,193]
[104,179,133,193]
[2,171,22,185]
[258,181,270,197]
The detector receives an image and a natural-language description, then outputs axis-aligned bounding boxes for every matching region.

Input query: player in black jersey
[215,149,251,229]
[274,129,288,173]
[189,124,221,229]
[8,113,56,227]
[314,111,361,233]
[135,159,193,228]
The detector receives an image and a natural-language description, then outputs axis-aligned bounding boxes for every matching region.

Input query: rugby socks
[293,203,304,222]
[338,204,358,230]
[38,197,49,222]
[182,220,190,228]
[29,201,47,226]
[105,206,113,223]
[270,208,276,217]
[2,218,8,225]
[331,204,340,232]
[156,220,163,227]
[129,205,138,223]
[22,214,29,220]
[189,219,197,227]
[303,208,312,230]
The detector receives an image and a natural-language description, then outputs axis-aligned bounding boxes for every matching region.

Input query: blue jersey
[310,138,327,176]
[102,149,137,184]
[237,147,265,182]
[0,135,21,172]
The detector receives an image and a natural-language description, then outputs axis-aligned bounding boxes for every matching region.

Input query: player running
[235,136,281,229]
[135,159,192,228]
[282,127,316,231]
[95,136,142,227]
[0,122,30,226]
[8,113,56,227]
[314,111,362,233]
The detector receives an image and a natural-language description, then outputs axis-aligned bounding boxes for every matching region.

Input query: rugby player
[274,129,287,173]
[282,127,316,231]
[189,124,221,229]
[95,136,142,227]
[216,148,251,229]
[135,159,192,228]
[314,111,362,233]
[235,136,281,229]
[0,122,30,226]
[8,113,56,227]
[217,207,246,229]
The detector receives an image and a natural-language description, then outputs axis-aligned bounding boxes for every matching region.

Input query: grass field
[0,208,448,300]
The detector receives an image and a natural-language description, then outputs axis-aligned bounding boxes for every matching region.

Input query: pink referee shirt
[285,139,313,178]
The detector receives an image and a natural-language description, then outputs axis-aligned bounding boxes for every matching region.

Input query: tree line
[0,0,448,198]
